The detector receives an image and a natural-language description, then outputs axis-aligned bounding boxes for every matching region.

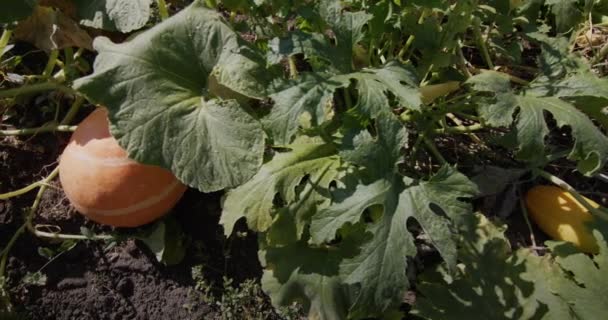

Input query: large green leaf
[414,215,608,320]
[73,0,152,33]
[309,159,477,318]
[263,73,351,145]
[220,136,344,236]
[0,0,38,23]
[266,31,333,66]
[74,1,268,192]
[530,73,608,130]
[260,223,365,320]
[413,214,573,320]
[264,62,420,145]
[468,72,608,175]
[546,0,583,33]
[318,0,372,73]
[547,230,608,320]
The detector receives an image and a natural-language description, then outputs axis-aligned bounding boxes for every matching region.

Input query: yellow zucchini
[419,81,460,105]
[525,185,600,254]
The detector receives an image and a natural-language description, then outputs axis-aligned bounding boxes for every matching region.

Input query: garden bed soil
[0,130,283,320]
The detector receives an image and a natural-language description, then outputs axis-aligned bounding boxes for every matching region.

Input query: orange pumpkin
[59,108,187,227]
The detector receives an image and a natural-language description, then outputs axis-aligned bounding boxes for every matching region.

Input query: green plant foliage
[74,1,271,192]
[468,71,608,175]
[221,136,344,237]
[136,218,187,266]
[1,0,602,317]
[0,0,38,23]
[414,214,608,320]
[73,0,152,33]
[546,230,608,319]
[264,62,420,145]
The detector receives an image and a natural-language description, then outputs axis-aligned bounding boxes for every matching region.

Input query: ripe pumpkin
[525,185,600,254]
[59,108,187,227]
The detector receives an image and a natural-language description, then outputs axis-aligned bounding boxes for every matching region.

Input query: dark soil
[0,121,284,320]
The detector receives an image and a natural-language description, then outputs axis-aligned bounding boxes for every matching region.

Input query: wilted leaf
[14,6,93,52]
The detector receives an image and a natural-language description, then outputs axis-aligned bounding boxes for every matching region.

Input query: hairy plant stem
[42,50,60,78]
[0,81,76,98]
[60,95,85,125]
[518,188,538,253]
[423,137,447,165]
[0,181,44,200]
[22,167,113,241]
[398,9,429,61]
[0,124,76,137]
[456,39,473,78]
[0,29,13,60]
[473,17,494,69]
[288,55,298,79]
[157,0,170,20]
[535,169,608,222]
[434,122,484,134]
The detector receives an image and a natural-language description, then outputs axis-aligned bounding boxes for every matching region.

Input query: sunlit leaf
[74,1,268,192]
[73,0,152,33]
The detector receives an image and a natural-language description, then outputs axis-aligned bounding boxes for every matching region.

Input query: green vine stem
[42,50,60,78]
[456,39,473,78]
[535,169,608,222]
[288,55,298,79]
[433,122,484,134]
[473,17,495,69]
[0,124,76,137]
[0,180,44,200]
[0,81,76,99]
[397,8,429,61]
[518,188,539,252]
[60,96,85,125]
[423,137,447,165]
[157,0,170,20]
[0,29,13,60]
[22,167,113,241]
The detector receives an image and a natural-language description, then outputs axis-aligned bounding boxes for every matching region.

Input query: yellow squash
[525,185,600,254]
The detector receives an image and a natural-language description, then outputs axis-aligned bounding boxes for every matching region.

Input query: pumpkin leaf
[413,214,573,320]
[73,0,152,33]
[468,72,608,175]
[220,136,344,236]
[74,1,268,192]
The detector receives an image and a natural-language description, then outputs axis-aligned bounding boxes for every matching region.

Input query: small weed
[189,265,304,320]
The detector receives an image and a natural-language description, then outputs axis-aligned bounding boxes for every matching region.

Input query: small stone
[117,277,134,297]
